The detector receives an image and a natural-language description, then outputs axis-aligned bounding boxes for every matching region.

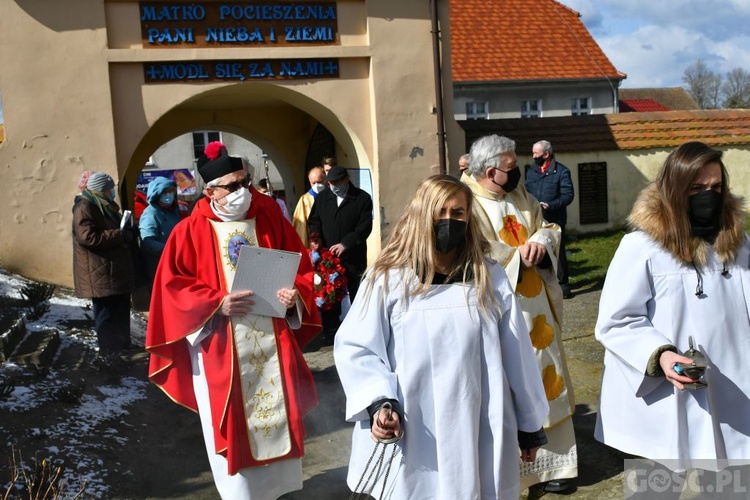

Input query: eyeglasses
[213,177,250,193]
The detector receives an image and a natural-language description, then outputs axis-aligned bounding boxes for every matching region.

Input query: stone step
[8,328,61,367]
[0,314,27,363]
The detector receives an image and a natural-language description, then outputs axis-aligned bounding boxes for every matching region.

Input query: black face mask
[434,218,467,254]
[688,190,722,239]
[491,167,521,193]
[533,155,546,167]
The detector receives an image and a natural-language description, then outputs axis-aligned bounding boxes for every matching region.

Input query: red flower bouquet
[308,244,348,311]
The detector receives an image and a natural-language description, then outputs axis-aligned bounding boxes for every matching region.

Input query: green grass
[566,217,750,292]
[567,230,626,291]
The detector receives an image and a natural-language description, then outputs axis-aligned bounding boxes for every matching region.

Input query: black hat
[326,166,349,182]
[196,142,244,183]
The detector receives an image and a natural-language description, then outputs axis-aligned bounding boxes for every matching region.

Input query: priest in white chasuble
[146,141,321,500]
[463,134,578,493]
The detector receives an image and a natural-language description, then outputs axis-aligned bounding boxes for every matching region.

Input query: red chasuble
[146,189,321,474]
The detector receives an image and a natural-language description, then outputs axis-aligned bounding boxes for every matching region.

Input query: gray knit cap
[86,172,115,192]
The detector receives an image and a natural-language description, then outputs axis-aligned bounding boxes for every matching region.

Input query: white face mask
[311,182,326,194]
[218,187,252,217]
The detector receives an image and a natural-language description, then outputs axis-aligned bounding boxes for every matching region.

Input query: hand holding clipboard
[227,246,302,318]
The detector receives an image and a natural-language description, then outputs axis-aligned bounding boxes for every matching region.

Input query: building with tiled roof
[619,99,670,113]
[460,110,750,231]
[450,0,626,120]
[461,109,750,153]
[619,87,700,111]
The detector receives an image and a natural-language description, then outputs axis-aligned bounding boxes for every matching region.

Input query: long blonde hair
[365,175,496,314]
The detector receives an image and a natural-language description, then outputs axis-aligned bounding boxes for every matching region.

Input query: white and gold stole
[209,219,292,461]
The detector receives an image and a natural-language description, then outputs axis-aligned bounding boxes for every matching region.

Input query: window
[466,101,488,120]
[521,99,541,118]
[192,131,221,159]
[572,97,591,116]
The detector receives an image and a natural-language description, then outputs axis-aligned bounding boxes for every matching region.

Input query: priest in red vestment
[146,142,321,500]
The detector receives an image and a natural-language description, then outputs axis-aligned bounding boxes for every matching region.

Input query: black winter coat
[524,159,574,226]
[307,184,373,277]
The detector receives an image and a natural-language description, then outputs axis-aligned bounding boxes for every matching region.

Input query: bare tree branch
[721,67,750,108]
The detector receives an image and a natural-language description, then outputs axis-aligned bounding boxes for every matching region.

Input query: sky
[559,0,750,89]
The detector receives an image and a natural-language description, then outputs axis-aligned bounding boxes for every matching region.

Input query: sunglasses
[213,177,250,193]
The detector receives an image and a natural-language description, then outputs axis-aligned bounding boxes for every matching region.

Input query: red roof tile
[460,110,750,152]
[450,0,625,83]
[619,99,670,112]
[619,88,700,110]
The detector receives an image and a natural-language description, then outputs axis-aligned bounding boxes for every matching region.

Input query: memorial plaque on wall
[144,58,340,83]
[578,162,608,224]
[140,2,339,48]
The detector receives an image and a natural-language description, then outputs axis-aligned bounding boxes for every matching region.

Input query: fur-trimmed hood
[628,183,746,266]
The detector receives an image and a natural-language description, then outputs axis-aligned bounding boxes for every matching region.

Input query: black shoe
[544,479,573,493]
[561,284,573,299]
[92,352,125,371]
[120,349,149,362]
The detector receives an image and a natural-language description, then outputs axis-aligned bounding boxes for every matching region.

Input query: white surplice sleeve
[494,266,549,432]
[595,232,675,396]
[334,274,400,422]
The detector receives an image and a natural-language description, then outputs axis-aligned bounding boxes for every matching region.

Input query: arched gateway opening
[121,82,373,221]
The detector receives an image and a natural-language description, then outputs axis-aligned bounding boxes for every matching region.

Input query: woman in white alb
[596,141,750,472]
[334,175,549,499]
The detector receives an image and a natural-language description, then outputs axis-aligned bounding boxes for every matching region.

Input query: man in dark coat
[524,140,575,298]
[307,166,373,341]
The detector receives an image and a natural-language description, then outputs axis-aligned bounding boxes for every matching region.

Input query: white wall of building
[454,80,618,120]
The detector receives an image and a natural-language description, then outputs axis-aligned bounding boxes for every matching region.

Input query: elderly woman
[72,172,137,368]
[596,142,750,473]
[334,175,549,499]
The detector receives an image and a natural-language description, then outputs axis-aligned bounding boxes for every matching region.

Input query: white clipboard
[120,210,132,229]
[230,245,301,318]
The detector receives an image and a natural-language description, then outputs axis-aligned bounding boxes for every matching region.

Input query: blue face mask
[108,190,116,202]
[159,193,176,206]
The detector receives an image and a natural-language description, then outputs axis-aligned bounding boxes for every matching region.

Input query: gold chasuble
[463,173,577,487]
[209,219,291,461]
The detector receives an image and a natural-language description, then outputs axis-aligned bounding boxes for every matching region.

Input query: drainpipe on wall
[430,0,447,174]
[614,80,621,113]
